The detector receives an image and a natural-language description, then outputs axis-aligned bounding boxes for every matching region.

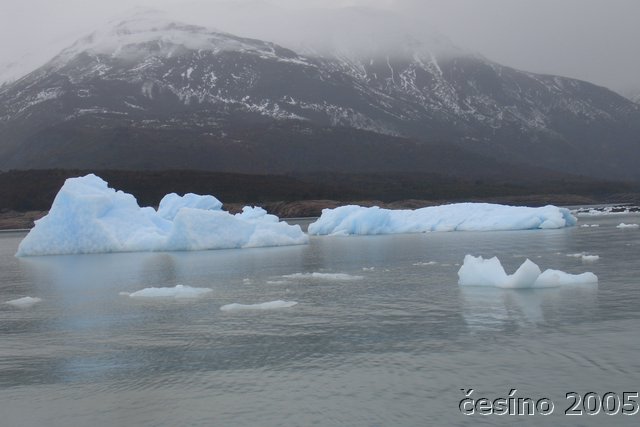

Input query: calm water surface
[1,214,639,426]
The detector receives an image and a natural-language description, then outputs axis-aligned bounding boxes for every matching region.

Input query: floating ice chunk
[266,280,289,285]
[362,267,375,271]
[220,300,298,311]
[533,270,598,287]
[566,253,584,258]
[282,272,364,281]
[580,224,600,228]
[617,223,639,229]
[458,255,597,289]
[157,193,222,220]
[16,174,308,256]
[122,285,212,299]
[413,261,438,266]
[6,296,43,307]
[308,203,576,236]
[457,255,542,288]
[566,252,599,261]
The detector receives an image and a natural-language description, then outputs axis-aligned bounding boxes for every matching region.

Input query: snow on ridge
[308,203,577,236]
[53,12,313,68]
[16,174,308,256]
[458,255,597,289]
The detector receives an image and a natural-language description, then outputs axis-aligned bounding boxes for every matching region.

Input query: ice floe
[308,203,576,236]
[16,174,308,256]
[617,223,639,229]
[5,296,43,307]
[220,300,298,311]
[457,255,597,289]
[120,285,212,299]
[566,253,600,262]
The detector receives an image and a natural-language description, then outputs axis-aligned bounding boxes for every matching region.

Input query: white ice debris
[457,255,597,289]
[308,203,576,236]
[220,300,298,311]
[617,223,639,229]
[16,174,308,256]
[413,261,438,266]
[566,253,599,262]
[282,272,364,281]
[573,206,640,217]
[121,285,212,299]
[5,296,43,307]
[580,224,600,228]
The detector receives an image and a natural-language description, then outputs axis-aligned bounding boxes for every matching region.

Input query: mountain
[1,14,639,181]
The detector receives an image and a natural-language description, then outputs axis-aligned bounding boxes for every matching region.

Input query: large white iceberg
[308,203,576,236]
[16,174,308,256]
[457,255,598,289]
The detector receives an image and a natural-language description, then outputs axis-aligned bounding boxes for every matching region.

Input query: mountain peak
[53,10,277,65]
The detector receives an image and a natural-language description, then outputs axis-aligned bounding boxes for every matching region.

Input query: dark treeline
[1,169,639,213]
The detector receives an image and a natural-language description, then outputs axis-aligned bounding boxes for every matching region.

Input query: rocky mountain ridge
[1,15,639,180]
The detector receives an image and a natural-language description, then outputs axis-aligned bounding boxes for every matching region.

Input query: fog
[1,0,639,94]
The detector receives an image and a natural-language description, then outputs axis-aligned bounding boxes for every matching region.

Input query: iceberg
[308,203,576,236]
[16,174,308,256]
[5,296,43,307]
[220,300,298,311]
[121,285,212,299]
[457,255,597,289]
[616,223,639,229]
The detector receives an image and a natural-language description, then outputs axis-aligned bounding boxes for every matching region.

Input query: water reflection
[460,284,598,332]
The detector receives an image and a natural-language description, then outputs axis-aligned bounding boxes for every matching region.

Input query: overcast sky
[1,0,639,94]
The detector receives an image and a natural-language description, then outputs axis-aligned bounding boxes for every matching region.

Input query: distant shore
[3,193,640,231]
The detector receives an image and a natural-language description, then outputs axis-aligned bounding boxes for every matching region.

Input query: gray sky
[1,0,639,94]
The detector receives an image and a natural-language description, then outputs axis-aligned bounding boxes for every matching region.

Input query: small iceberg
[220,300,298,311]
[457,255,597,289]
[121,285,212,299]
[413,261,438,266]
[16,174,308,256]
[308,203,576,236]
[5,296,43,308]
[617,223,639,229]
[566,253,600,263]
[282,272,364,281]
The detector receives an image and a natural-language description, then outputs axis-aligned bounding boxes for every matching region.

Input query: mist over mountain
[0,11,639,181]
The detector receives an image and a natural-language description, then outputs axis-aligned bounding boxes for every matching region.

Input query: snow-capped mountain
[1,14,639,180]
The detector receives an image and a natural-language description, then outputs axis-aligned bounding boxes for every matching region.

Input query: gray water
[1,214,639,426]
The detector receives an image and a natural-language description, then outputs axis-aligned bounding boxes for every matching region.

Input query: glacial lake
[1,214,639,426]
